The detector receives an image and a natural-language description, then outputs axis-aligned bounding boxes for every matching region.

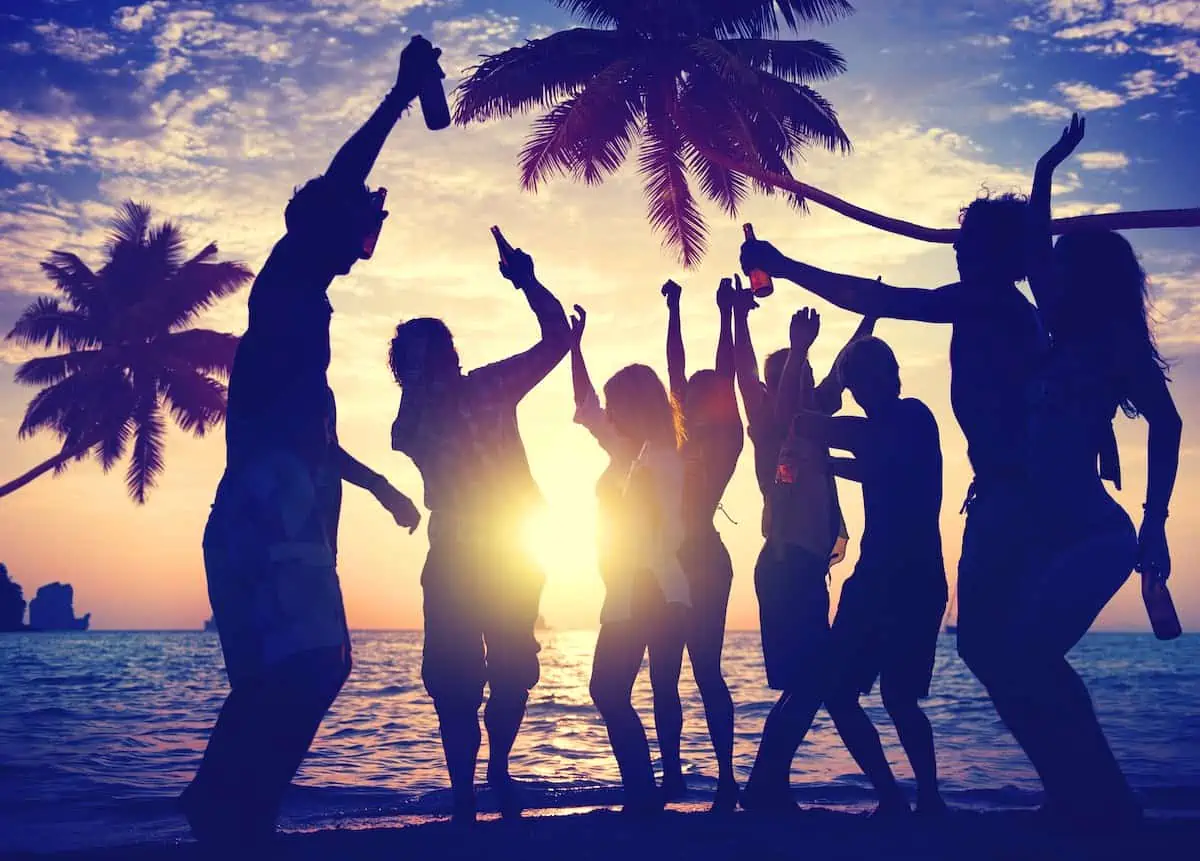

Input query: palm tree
[455,0,1200,261]
[1,201,252,503]
[455,0,855,266]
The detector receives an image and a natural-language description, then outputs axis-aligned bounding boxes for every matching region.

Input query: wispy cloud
[31,22,120,63]
[1056,81,1127,110]
[1009,99,1074,120]
[1077,150,1131,170]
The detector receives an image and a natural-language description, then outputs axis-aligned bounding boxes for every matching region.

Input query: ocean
[1,630,1198,854]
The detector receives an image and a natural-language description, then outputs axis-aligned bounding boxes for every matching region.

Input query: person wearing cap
[182,36,445,847]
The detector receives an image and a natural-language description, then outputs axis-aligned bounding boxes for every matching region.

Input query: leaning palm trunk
[0,441,94,499]
[696,145,1200,243]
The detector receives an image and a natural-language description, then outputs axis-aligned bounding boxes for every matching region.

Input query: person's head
[838,336,901,414]
[285,177,387,277]
[955,192,1028,286]
[388,317,461,388]
[764,347,815,402]
[1052,229,1168,414]
[682,369,734,427]
[603,364,684,449]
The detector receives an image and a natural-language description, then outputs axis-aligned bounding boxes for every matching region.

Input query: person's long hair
[603,364,685,449]
[1053,229,1168,417]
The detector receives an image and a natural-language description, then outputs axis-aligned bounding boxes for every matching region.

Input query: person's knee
[590,676,626,718]
[880,685,921,724]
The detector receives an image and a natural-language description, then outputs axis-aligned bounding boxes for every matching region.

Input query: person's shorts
[420,535,545,706]
[754,542,830,692]
[830,569,947,701]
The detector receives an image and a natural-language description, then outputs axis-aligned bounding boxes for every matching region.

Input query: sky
[0,0,1198,632]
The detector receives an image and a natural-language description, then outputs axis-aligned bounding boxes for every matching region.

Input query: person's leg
[683,532,737,809]
[744,545,829,810]
[647,601,687,799]
[482,567,543,817]
[421,551,487,822]
[591,622,658,811]
[183,646,350,845]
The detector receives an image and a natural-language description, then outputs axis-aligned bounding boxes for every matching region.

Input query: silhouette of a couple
[182,29,1180,844]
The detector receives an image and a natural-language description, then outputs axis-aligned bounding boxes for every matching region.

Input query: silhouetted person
[740,196,1047,810]
[661,277,742,810]
[733,295,871,811]
[182,37,440,847]
[388,243,570,822]
[570,318,689,814]
[998,115,1182,827]
[793,336,948,816]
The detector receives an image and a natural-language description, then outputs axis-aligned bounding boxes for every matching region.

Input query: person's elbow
[542,315,572,357]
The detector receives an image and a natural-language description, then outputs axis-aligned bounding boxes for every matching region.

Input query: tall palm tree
[1,201,252,503]
[456,0,855,266]
[456,0,1200,260]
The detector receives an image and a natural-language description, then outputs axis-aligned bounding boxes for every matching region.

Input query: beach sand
[15,804,1200,860]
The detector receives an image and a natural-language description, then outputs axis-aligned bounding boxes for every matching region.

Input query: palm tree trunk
[0,443,92,500]
[694,145,1200,243]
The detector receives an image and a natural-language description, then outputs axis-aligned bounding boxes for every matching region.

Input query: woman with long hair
[569,306,690,814]
[660,277,742,810]
[1008,114,1182,826]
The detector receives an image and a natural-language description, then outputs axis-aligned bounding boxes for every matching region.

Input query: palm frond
[5,297,98,350]
[147,220,189,274]
[158,329,240,379]
[17,374,91,440]
[12,349,107,387]
[97,416,134,473]
[454,28,625,125]
[750,74,851,154]
[107,200,152,254]
[710,1,855,38]
[639,82,707,266]
[549,0,626,29]
[721,38,846,83]
[163,252,253,331]
[39,251,99,312]
[159,366,228,436]
[126,384,166,504]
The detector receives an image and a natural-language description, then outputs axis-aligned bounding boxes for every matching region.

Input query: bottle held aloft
[1141,571,1182,641]
[361,188,387,259]
[743,223,774,299]
[412,35,451,131]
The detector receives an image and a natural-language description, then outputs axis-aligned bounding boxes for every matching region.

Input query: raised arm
[1128,358,1182,580]
[732,286,765,421]
[1028,114,1086,326]
[775,308,821,425]
[325,36,444,187]
[715,277,737,382]
[662,280,687,402]
[741,239,963,324]
[473,246,571,402]
[814,313,878,414]
[336,446,421,533]
[792,411,871,457]
[569,306,628,458]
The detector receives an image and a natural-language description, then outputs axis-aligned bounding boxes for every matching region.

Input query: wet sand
[15,805,1200,861]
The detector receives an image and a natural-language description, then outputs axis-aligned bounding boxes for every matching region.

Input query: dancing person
[1002,114,1182,826]
[660,277,743,810]
[388,242,570,823]
[571,307,691,814]
[739,196,1048,811]
[182,36,442,847]
[732,294,873,811]
[792,335,948,816]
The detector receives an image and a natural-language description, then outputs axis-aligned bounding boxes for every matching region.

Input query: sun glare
[523,493,599,584]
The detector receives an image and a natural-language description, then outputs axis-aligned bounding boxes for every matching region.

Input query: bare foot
[711,778,740,814]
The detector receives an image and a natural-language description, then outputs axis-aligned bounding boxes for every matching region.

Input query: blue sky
[0,0,1198,631]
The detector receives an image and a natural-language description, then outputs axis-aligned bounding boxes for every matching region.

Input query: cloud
[1077,150,1131,170]
[1055,19,1138,39]
[1009,99,1073,120]
[113,2,166,33]
[1046,0,1107,24]
[1145,38,1200,74]
[964,34,1013,48]
[31,22,120,63]
[1055,81,1127,110]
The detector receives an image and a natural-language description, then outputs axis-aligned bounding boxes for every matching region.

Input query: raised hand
[790,307,820,352]
[569,304,587,345]
[1039,113,1086,171]
[661,279,682,306]
[716,277,736,311]
[499,247,536,287]
[396,35,444,100]
[731,274,759,316]
[740,237,788,280]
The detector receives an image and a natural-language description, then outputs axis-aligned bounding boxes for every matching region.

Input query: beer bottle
[413,36,450,131]
[1141,571,1182,641]
[743,223,774,298]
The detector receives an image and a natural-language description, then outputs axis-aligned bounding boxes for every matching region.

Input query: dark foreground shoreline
[11,806,1200,861]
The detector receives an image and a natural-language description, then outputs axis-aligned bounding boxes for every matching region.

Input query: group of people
[181,39,1182,848]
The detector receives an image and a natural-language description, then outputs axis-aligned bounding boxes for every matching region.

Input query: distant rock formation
[535,614,550,632]
[203,616,217,632]
[28,582,90,631]
[0,564,26,632]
